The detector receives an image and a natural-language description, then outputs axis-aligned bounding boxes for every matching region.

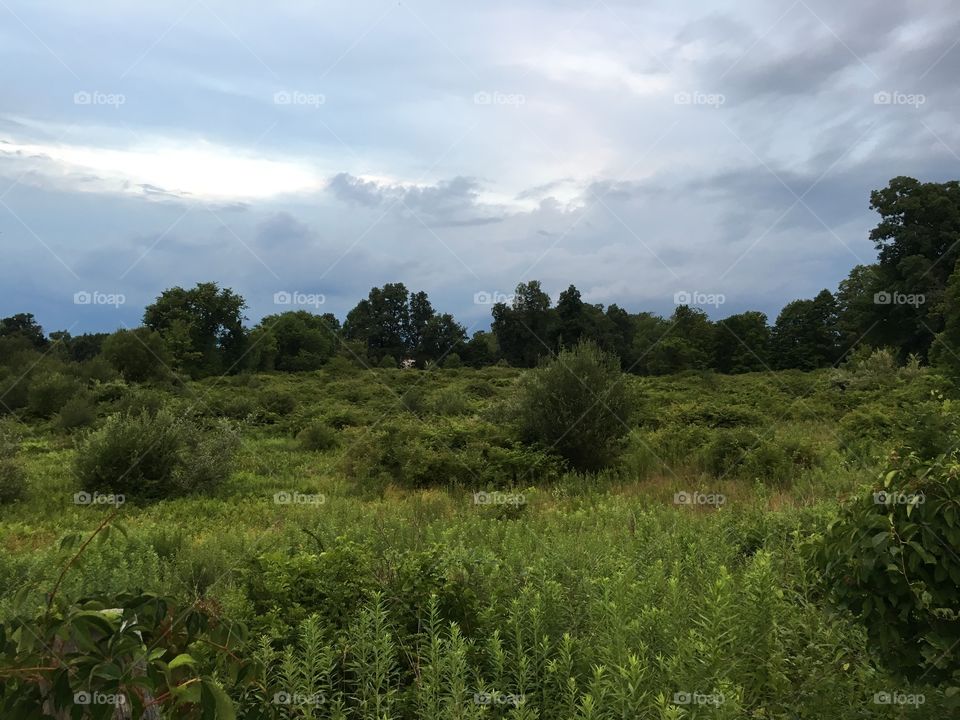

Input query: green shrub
[297,421,338,451]
[73,408,238,500]
[516,340,631,471]
[399,385,427,415]
[818,446,960,682]
[101,327,171,382]
[442,353,462,369]
[701,427,760,478]
[258,389,297,418]
[0,370,30,414]
[26,372,79,417]
[0,459,26,504]
[429,387,470,416]
[379,355,397,369]
[56,393,97,431]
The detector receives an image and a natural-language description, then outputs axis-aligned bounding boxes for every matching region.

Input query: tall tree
[250,311,339,372]
[0,314,47,350]
[714,311,771,373]
[770,290,841,370]
[867,176,960,358]
[143,282,247,376]
[491,281,552,367]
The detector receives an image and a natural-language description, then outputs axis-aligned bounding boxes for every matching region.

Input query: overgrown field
[1,359,958,718]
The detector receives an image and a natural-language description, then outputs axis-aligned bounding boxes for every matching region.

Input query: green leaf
[168,653,197,670]
[201,678,236,720]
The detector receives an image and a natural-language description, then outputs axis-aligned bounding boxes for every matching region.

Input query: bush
[259,389,297,418]
[56,393,97,431]
[515,341,631,471]
[0,458,26,504]
[442,353,462,369]
[379,355,397,369]
[297,421,338,451]
[701,427,759,478]
[817,446,960,682]
[74,408,238,500]
[26,372,79,418]
[101,328,171,382]
[429,387,469,416]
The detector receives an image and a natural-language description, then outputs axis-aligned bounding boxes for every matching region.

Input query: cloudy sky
[1,0,958,335]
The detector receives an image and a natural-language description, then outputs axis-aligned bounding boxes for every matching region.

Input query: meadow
[1,351,957,718]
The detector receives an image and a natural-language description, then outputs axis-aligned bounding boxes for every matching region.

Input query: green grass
[0,365,954,717]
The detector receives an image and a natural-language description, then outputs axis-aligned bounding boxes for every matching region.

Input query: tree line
[2,175,960,379]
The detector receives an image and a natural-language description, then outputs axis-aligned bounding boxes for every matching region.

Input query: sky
[1,0,959,337]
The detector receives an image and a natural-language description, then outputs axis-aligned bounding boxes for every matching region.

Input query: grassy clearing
[0,365,954,717]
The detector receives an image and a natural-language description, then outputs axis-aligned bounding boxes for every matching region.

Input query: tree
[101,328,171,382]
[250,311,338,372]
[417,313,466,363]
[462,330,497,367]
[644,306,714,375]
[143,283,247,376]
[931,260,960,379]
[867,176,960,358]
[835,264,883,352]
[343,284,461,365]
[516,340,631,471]
[491,281,552,367]
[713,312,771,373]
[0,314,47,350]
[628,313,672,374]
[770,290,841,369]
